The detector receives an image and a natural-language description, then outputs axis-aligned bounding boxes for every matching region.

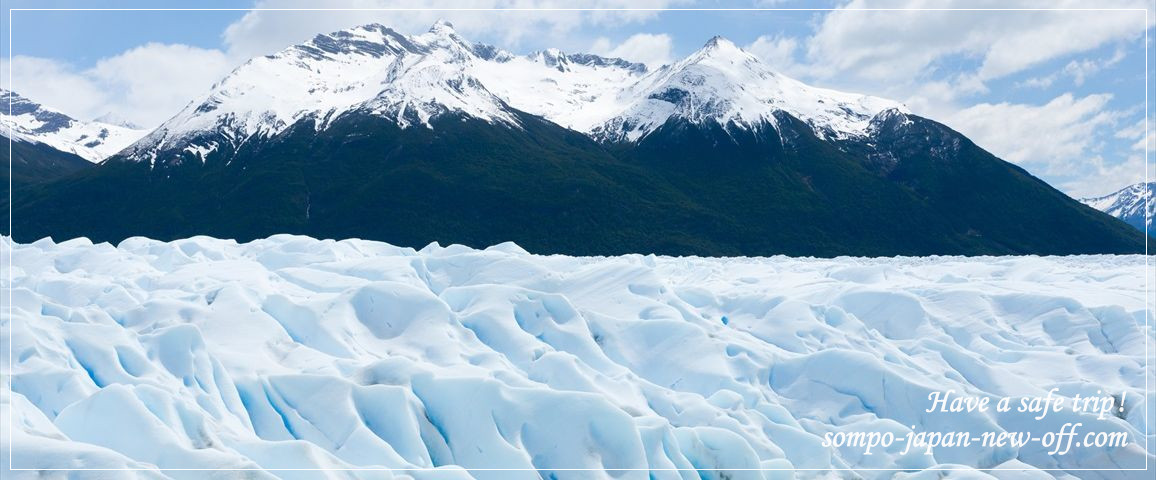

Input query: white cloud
[1060,154,1151,198]
[1017,49,1126,89]
[1063,48,1126,86]
[942,92,1144,198]
[744,35,803,76]
[1,56,109,119]
[1115,118,1156,152]
[1017,75,1056,89]
[976,5,1144,80]
[1133,130,1154,154]
[222,0,686,60]
[803,0,1151,84]
[590,33,673,68]
[943,93,1150,198]
[3,44,234,129]
[772,1,1151,197]
[946,93,1119,168]
[901,73,988,119]
[88,44,234,126]
[1062,60,1100,87]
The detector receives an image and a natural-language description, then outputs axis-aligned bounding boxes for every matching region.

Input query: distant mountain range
[1,89,145,162]
[1080,182,1153,238]
[1,89,146,192]
[3,22,1145,256]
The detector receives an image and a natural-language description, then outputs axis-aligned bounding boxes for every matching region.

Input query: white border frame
[3,4,1153,476]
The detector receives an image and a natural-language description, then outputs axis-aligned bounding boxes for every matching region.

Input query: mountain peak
[123,22,906,164]
[356,22,388,32]
[2,89,43,117]
[416,19,473,54]
[0,89,66,128]
[700,35,743,54]
[703,35,731,48]
[679,34,757,68]
[428,19,457,35]
[530,48,572,71]
[591,32,903,143]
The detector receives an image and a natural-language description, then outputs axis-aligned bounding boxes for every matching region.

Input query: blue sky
[1,0,1153,198]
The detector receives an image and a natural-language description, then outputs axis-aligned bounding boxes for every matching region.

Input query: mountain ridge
[5,22,1145,256]
[1,89,146,163]
[1080,182,1154,237]
[114,21,902,169]
[1,90,143,199]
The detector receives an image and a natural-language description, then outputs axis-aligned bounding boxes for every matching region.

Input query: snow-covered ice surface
[2,235,1153,479]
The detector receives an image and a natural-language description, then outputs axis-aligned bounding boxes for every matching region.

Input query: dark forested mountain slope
[4,23,1144,256]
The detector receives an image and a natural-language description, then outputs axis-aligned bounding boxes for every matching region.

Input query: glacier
[1,235,1153,479]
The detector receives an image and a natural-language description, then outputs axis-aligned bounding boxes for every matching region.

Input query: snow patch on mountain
[364,26,520,130]
[471,48,647,133]
[3,235,1151,478]
[1080,182,1154,235]
[1,89,147,162]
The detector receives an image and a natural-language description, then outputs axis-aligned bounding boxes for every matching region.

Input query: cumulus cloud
[590,33,674,68]
[2,44,234,128]
[895,73,988,120]
[1115,118,1156,153]
[222,0,687,60]
[744,35,803,76]
[88,44,235,126]
[1018,48,1127,89]
[1,56,110,118]
[941,92,1151,198]
[1060,154,1151,198]
[804,0,1151,85]
[945,93,1119,168]
[765,1,1151,197]
[1017,75,1056,89]
[942,91,1149,198]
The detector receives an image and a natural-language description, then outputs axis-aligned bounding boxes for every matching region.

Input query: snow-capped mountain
[1080,182,1154,236]
[9,22,1146,257]
[121,21,899,165]
[123,21,526,164]
[1,89,146,162]
[591,36,902,143]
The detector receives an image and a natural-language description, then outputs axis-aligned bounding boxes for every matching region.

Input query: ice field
[1,235,1153,479]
